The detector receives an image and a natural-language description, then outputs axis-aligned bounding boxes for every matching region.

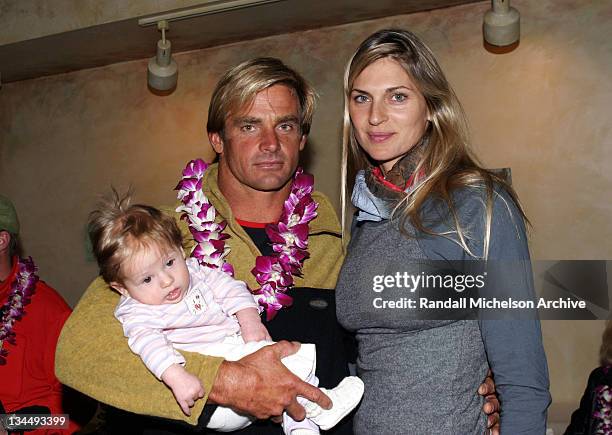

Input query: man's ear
[299,134,307,151]
[209,132,224,154]
[110,282,129,297]
[0,231,10,253]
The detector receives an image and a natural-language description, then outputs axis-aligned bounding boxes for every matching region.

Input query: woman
[335,29,551,434]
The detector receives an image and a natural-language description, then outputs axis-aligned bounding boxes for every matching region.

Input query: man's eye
[241,124,255,132]
[143,277,152,284]
[391,93,407,102]
[279,123,293,131]
[166,259,175,267]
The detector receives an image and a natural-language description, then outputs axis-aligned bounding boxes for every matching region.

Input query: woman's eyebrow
[385,85,413,93]
[350,85,414,94]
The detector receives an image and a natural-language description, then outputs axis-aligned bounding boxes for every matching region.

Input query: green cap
[0,195,19,235]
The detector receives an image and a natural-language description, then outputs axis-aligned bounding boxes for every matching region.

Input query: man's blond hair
[207,57,316,136]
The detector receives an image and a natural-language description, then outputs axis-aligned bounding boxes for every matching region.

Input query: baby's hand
[241,321,272,342]
[236,307,272,342]
[161,364,205,416]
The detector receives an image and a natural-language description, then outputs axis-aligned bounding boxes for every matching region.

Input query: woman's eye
[353,94,369,103]
[143,277,152,284]
[391,93,407,102]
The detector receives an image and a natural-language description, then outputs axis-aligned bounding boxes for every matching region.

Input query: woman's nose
[369,100,388,126]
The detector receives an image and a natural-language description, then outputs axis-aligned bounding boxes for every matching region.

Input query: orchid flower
[176,158,317,318]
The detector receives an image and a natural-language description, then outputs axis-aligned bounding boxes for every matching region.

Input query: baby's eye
[143,276,152,284]
[166,259,175,267]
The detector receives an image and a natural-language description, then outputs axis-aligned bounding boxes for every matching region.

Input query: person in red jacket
[0,195,80,435]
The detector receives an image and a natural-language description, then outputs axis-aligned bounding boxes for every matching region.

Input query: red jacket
[0,257,79,434]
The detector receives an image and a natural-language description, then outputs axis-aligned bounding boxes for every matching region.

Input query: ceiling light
[483,0,520,48]
[147,20,177,92]
[138,0,284,26]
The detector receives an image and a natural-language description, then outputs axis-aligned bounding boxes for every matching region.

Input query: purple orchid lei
[594,381,612,434]
[0,257,38,365]
[176,159,318,321]
[176,159,234,276]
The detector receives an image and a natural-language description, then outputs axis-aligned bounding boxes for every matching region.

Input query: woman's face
[349,57,430,173]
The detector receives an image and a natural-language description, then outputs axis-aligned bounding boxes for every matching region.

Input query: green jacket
[55,164,344,425]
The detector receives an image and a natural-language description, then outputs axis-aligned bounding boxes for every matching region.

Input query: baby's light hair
[88,189,184,285]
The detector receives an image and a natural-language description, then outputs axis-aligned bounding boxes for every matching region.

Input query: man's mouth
[254,160,284,168]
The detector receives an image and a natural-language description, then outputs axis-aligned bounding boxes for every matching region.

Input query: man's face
[209,84,307,193]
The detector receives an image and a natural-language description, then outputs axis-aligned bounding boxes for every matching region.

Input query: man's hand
[478,370,500,434]
[161,364,205,416]
[208,341,332,420]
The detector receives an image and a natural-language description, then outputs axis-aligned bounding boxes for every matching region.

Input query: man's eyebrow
[277,115,300,124]
[233,116,261,125]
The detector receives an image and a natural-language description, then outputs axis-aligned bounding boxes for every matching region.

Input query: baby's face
[112,244,190,305]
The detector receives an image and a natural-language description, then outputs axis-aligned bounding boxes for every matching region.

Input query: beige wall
[1,0,610,429]
[0,0,208,44]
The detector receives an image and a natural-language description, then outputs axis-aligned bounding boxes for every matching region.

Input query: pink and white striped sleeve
[199,265,258,316]
[114,300,186,379]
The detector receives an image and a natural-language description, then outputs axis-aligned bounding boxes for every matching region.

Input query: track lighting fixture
[483,0,520,50]
[147,20,178,91]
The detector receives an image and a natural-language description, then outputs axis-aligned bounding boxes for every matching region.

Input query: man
[56,58,498,433]
[0,195,80,434]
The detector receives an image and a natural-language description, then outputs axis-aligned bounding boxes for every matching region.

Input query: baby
[87,193,363,434]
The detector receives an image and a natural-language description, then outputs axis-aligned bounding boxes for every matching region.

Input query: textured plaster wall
[1,0,610,429]
[0,0,207,44]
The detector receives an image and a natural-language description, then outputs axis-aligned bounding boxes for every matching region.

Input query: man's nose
[259,126,280,152]
[369,100,388,126]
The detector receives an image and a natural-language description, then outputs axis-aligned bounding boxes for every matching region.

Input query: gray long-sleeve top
[337,175,551,434]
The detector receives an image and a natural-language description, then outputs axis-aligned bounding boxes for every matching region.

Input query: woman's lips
[368,132,395,143]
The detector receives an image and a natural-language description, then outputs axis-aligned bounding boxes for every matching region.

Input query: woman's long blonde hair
[341,29,527,258]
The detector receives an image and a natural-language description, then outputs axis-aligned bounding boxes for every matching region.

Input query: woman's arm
[478,188,551,434]
[422,187,551,434]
